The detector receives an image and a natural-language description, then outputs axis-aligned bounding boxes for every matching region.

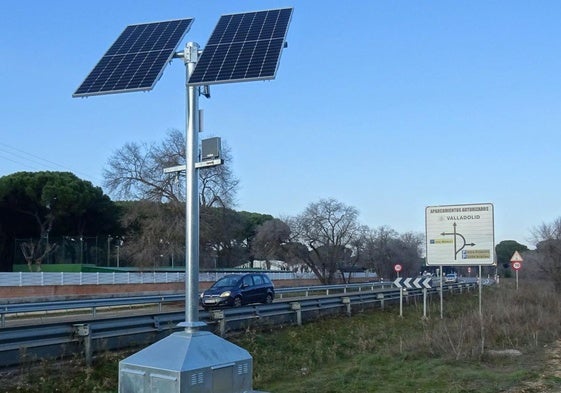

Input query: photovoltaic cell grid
[188,8,293,86]
[73,19,193,97]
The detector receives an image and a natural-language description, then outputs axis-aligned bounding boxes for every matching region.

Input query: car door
[240,274,256,304]
[252,274,266,303]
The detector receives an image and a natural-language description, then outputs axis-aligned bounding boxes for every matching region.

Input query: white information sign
[425,203,495,266]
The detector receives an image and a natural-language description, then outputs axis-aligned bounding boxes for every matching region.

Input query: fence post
[210,310,226,336]
[377,293,385,310]
[73,323,92,367]
[291,302,302,326]
[342,297,351,317]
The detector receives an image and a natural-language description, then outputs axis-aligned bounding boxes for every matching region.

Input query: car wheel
[233,296,242,308]
[264,293,273,304]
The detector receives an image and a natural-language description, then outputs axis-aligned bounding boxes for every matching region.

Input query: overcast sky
[3,1,561,248]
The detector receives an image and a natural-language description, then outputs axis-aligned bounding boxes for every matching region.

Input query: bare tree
[360,227,423,279]
[288,198,362,284]
[530,217,561,292]
[103,129,239,267]
[103,129,239,207]
[253,218,291,263]
[104,139,182,202]
[363,226,398,279]
[119,200,185,269]
[21,206,58,272]
[20,240,58,272]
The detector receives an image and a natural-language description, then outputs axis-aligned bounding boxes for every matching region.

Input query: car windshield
[211,276,241,288]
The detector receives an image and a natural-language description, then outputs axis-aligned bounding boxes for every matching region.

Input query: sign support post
[394,276,431,319]
[478,265,483,318]
[423,288,428,319]
[440,265,444,319]
[399,288,403,318]
[510,251,523,291]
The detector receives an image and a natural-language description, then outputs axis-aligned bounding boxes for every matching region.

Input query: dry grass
[406,279,561,362]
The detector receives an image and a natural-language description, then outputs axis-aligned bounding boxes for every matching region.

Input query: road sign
[394,264,402,273]
[394,277,431,289]
[512,261,522,271]
[414,276,432,289]
[510,251,523,263]
[425,203,495,266]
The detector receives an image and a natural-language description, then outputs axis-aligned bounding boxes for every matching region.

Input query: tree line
[1,129,560,289]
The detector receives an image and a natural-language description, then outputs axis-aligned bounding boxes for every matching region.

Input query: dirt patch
[504,339,561,393]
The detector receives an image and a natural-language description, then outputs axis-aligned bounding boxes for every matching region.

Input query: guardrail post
[342,297,351,317]
[377,293,385,310]
[290,302,302,326]
[0,312,5,328]
[210,310,226,336]
[73,323,92,367]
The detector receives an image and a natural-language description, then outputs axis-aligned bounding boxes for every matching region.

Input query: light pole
[116,242,121,267]
[107,235,112,266]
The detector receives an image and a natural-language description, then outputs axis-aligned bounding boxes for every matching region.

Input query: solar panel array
[73,19,193,97]
[188,8,293,86]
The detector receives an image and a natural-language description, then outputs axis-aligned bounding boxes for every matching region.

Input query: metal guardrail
[0,282,389,327]
[0,282,476,368]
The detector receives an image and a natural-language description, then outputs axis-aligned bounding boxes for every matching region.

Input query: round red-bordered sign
[394,264,402,272]
[512,261,522,271]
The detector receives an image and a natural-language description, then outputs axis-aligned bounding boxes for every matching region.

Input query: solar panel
[73,18,193,97]
[188,8,293,86]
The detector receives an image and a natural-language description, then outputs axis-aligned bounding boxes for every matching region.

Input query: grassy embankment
[4,279,561,393]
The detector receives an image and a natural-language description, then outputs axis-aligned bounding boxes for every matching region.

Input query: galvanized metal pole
[179,42,205,332]
[422,288,427,319]
[399,288,403,317]
[479,265,483,318]
[440,265,443,319]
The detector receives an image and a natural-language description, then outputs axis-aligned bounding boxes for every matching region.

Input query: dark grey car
[200,273,275,310]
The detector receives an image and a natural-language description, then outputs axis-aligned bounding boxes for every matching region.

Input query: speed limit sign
[394,264,402,273]
[512,261,522,271]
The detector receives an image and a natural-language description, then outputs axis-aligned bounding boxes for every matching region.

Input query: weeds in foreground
[235,279,561,392]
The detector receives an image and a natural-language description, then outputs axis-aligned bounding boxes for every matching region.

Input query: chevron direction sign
[394,277,432,289]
